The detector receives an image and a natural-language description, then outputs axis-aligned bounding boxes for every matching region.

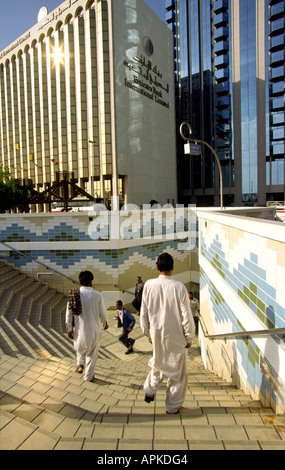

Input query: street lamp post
[179,122,224,209]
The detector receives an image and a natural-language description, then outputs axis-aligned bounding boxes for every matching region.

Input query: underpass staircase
[0,259,284,450]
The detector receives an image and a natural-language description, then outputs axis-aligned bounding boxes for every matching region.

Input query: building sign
[143,37,154,56]
[184,143,201,155]
[37,0,79,30]
[0,32,31,59]
[0,0,78,58]
[124,53,170,109]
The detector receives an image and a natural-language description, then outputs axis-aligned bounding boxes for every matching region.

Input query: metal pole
[179,122,223,209]
[193,138,223,210]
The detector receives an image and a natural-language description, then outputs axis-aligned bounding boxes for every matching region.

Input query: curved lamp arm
[179,122,223,209]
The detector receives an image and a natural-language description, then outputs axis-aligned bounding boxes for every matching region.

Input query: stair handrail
[115,285,136,296]
[0,241,115,288]
[2,241,283,336]
[198,313,285,342]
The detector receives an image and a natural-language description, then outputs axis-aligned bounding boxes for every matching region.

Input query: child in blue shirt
[115,300,136,354]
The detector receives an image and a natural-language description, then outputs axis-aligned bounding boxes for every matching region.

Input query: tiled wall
[0,211,197,302]
[2,208,283,411]
[198,211,285,413]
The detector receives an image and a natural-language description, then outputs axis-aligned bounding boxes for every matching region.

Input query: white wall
[111,0,177,206]
[197,210,285,413]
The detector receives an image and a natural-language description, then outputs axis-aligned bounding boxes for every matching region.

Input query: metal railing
[115,285,135,296]
[266,201,285,207]
[1,240,284,341]
[0,241,115,288]
[198,313,285,343]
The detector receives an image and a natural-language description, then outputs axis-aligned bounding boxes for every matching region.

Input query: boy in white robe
[140,253,195,414]
[66,271,108,382]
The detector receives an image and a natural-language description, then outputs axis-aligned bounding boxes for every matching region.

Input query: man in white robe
[66,271,108,382]
[140,253,195,414]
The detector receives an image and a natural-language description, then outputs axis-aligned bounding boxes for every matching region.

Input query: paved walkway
[1,312,285,450]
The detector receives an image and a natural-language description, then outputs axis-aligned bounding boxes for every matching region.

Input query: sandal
[144,394,155,403]
[76,365,84,373]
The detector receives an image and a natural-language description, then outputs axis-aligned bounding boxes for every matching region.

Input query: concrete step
[2,278,35,321]
[1,330,285,450]
[0,260,66,330]
[42,293,66,330]
[51,297,68,331]
[0,273,28,311]
[0,261,284,450]
[0,261,70,358]
[17,281,45,322]
[0,265,13,280]
[0,409,59,450]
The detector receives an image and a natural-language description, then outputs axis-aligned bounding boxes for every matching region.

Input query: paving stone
[54,438,84,450]
[276,425,285,440]
[63,392,86,408]
[155,413,181,424]
[97,394,119,407]
[155,424,185,440]
[79,388,102,401]
[4,383,29,400]
[23,390,46,405]
[214,425,249,441]
[53,417,81,438]
[17,428,60,450]
[13,402,43,422]
[74,423,95,438]
[234,413,264,425]
[102,413,129,424]
[184,425,217,441]
[188,440,224,450]
[0,305,282,451]
[117,439,152,450]
[0,394,22,413]
[261,414,285,426]
[223,440,261,450]
[107,405,133,415]
[124,424,153,440]
[31,381,53,395]
[153,439,188,450]
[259,441,285,450]
[93,423,124,439]
[59,403,86,420]
[46,386,69,401]
[181,414,208,425]
[245,425,281,441]
[17,376,36,388]
[31,409,65,433]
[207,414,236,425]
[83,438,118,450]
[41,396,65,414]
[0,416,36,450]
[80,398,105,414]
[0,410,15,429]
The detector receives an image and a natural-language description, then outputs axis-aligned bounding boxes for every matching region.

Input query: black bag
[68,289,82,317]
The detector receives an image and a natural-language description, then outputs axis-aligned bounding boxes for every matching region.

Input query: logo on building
[143,37,154,56]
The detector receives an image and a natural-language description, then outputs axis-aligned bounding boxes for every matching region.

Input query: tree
[0,165,24,213]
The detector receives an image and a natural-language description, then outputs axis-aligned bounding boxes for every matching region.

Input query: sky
[0,0,166,51]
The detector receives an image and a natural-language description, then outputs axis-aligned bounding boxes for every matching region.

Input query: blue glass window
[240,0,258,200]
[271,158,285,184]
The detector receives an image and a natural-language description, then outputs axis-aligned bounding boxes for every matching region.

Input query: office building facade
[0,0,177,210]
[166,0,285,206]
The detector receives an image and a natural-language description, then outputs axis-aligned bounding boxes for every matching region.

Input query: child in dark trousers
[115,300,136,354]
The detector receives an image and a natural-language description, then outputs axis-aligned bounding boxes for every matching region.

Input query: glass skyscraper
[166,0,285,206]
[0,0,177,211]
